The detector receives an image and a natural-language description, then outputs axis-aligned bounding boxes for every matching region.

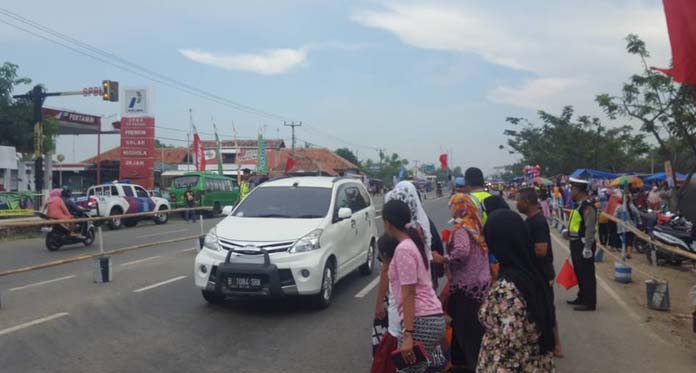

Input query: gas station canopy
[42,107,120,135]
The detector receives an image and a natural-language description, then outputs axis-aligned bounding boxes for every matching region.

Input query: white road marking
[550,234,669,345]
[8,275,76,292]
[179,247,197,253]
[0,312,69,337]
[137,229,187,239]
[120,256,161,267]
[133,275,187,293]
[354,276,381,298]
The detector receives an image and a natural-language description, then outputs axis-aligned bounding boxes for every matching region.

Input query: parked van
[169,172,240,215]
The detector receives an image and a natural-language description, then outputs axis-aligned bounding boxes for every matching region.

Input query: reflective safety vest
[470,190,492,224]
[568,199,593,240]
[240,181,251,200]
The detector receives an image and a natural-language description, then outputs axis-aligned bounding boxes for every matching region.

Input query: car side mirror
[222,206,234,216]
[337,207,352,220]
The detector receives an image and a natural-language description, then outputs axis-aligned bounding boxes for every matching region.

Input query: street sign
[82,87,102,97]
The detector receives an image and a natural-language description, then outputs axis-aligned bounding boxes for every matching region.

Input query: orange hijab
[448,193,487,251]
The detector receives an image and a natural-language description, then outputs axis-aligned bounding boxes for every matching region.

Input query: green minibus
[169,172,240,215]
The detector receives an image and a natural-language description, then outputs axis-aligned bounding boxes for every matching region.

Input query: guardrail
[0,206,213,229]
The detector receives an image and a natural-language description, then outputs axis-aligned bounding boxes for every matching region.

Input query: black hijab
[483,195,510,214]
[484,209,555,354]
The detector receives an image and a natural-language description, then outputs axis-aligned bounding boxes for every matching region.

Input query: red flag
[441,229,451,244]
[652,0,696,84]
[556,258,578,290]
[193,129,206,171]
[284,157,296,173]
[439,154,448,169]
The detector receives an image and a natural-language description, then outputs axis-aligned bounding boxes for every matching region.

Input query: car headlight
[204,227,222,252]
[288,229,323,253]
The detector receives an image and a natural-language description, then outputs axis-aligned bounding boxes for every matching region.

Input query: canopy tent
[569,169,619,180]
[643,172,687,183]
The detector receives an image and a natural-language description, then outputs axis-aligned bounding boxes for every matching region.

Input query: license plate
[226,276,262,290]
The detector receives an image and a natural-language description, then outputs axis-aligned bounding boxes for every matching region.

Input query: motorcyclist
[61,188,83,216]
[45,188,81,238]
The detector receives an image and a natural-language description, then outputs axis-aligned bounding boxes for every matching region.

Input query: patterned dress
[477,279,555,373]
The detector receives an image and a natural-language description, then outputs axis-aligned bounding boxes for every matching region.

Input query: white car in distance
[194,176,378,308]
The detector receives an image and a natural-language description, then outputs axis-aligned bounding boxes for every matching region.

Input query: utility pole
[284,121,302,150]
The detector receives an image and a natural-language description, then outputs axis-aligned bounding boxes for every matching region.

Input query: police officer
[565,177,597,311]
[240,168,252,200]
[465,167,492,224]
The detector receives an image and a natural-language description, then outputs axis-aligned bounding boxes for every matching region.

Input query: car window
[122,186,134,197]
[334,184,367,216]
[358,185,371,207]
[87,188,94,197]
[94,187,104,196]
[233,186,331,218]
[135,186,149,198]
[173,176,199,189]
[110,186,118,196]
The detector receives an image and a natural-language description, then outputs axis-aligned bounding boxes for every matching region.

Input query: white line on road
[8,275,76,292]
[354,276,381,298]
[120,256,161,267]
[137,229,188,239]
[179,247,197,253]
[133,275,187,293]
[0,312,69,337]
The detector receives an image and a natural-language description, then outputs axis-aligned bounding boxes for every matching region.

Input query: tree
[502,106,650,175]
[597,34,696,174]
[155,139,174,148]
[361,152,411,187]
[334,148,360,166]
[0,62,58,153]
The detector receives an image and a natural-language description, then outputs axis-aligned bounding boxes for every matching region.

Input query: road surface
[0,196,694,372]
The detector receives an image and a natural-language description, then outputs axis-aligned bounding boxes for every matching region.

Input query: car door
[343,183,370,268]
[330,184,359,278]
[133,185,155,212]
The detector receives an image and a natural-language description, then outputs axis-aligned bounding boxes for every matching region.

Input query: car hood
[214,216,325,242]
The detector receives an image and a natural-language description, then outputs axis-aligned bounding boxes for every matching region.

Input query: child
[372,234,401,373]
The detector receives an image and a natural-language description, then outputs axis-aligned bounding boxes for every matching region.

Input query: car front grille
[218,239,295,255]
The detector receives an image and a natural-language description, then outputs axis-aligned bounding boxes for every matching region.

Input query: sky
[0,0,673,174]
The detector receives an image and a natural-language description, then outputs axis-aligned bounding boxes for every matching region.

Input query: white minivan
[194,176,378,308]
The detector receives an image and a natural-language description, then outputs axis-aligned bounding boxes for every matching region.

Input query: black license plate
[226,276,263,290]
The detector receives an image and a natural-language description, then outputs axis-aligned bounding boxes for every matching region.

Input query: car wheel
[123,219,138,228]
[201,290,226,304]
[108,208,123,230]
[154,206,169,224]
[313,262,334,309]
[359,240,376,275]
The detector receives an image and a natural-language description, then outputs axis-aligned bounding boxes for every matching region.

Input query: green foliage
[0,62,56,153]
[503,106,650,175]
[361,152,410,187]
[596,34,696,173]
[155,139,175,148]
[334,148,360,166]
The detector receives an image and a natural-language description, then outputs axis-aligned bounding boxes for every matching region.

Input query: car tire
[312,262,334,309]
[154,206,169,224]
[359,240,376,276]
[108,208,123,230]
[123,219,138,228]
[201,290,225,304]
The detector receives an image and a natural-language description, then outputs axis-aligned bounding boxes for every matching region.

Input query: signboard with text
[119,117,155,188]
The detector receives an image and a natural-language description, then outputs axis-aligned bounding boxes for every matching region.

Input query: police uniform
[567,177,597,311]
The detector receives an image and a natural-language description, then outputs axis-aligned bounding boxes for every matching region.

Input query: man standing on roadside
[184,186,195,223]
[240,168,252,200]
[465,167,492,224]
[565,178,597,311]
[517,187,564,357]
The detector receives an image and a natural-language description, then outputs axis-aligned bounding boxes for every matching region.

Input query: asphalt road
[0,195,694,372]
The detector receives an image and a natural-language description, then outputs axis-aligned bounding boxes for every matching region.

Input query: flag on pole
[193,126,206,172]
[652,0,696,84]
[285,156,296,173]
[397,165,405,182]
[213,123,224,176]
[556,258,578,290]
[439,154,448,169]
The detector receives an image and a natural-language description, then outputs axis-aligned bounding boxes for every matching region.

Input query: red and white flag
[652,0,696,84]
[193,126,206,171]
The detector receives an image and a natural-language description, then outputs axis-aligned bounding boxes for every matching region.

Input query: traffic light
[101,80,119,102]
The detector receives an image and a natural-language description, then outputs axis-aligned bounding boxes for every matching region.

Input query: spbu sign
[119,88,155,188]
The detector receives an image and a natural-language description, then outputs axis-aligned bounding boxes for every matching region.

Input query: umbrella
[610,175,644,189]
[533,177,554,186]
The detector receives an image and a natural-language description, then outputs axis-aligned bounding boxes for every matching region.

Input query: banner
[652,0,696,84]
[119,117,155,188]
[665,160,675,188]
[257,133,267,174]
[285,157,296,173]
[439,154,448,169]
[213,124,224,175]
[193,128,205,172]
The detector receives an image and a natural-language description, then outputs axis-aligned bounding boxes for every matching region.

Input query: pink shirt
[389,239,443,318]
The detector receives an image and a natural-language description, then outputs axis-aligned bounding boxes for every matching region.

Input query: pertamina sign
[119,116,155,188]
[122,88,149,117]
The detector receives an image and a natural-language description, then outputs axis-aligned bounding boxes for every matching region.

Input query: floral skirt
[397,315,446,373]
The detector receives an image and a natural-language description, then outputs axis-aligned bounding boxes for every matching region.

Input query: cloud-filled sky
[0,0,672,174]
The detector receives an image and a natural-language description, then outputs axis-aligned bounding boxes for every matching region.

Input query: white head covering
[385,181,433,248]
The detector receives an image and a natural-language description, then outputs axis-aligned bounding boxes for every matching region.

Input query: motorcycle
[436,183,443,198]
[648,213,695,266]
[38,209,96,251]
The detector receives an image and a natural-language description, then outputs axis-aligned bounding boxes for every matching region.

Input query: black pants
[448,292,484,372]
[570,240,597,307]
[598,223,608,246]
[608,221,620,249]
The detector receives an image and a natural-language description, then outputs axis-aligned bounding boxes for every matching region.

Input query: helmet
[61,188,72,198]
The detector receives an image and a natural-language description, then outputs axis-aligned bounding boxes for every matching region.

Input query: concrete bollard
[645,279,670,311]
[614,261,632,283]
[93,227,112,283]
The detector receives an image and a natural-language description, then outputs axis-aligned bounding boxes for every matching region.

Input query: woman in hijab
[385,181,432,249]
[44,188,78,237]
[477,209,555,372]
[441,194,491,373]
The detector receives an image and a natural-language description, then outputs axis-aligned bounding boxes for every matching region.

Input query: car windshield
[233,186,331,219]
[173,176,199,189]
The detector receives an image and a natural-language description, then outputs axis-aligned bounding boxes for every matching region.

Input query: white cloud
[179,48,307,75]
[353,1,672,111]
[488,78,578,110]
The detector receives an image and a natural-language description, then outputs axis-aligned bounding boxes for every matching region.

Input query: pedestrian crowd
[371,167,577,373]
